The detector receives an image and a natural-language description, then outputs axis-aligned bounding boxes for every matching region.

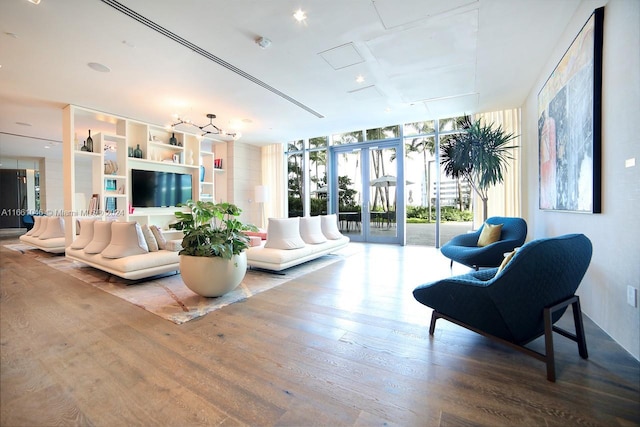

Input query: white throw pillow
[264,217,306,250]
[38,217,65,240]
[320,214,343,240]
[101,222,149,259]
[141,224,159,252]
[28,216,45,237]
[70,219,96,249]
[150,225,167,250]
[299,216,327,244]
[84,221,113,254]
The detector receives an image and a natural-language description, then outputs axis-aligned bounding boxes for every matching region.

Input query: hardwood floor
[1,239,639,426]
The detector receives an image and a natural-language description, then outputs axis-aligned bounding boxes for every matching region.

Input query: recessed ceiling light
[16,121,32,126]
[4,32,19,39]
[293,9,307,22]
[122,40,136,48]
[27,0,41,4]
[356,75,365,83]
[44,145,50,149]
[88,62,111,73]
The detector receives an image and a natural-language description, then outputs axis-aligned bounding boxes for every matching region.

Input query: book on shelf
[88,193,100,214]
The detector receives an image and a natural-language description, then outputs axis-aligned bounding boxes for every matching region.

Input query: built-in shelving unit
[62,105,226,245]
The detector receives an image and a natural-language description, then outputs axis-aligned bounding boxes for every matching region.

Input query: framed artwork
[538,7,604,213]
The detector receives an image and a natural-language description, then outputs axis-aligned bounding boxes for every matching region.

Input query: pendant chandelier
[171,113,238,139]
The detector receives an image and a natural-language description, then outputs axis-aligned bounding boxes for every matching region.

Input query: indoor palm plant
[170,200,258,297]
[440,116,518,221]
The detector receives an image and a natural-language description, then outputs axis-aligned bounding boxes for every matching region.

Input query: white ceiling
[0,0,580,160]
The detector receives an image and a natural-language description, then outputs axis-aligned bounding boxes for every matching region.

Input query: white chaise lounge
[246,215,350,272]
[65,219,181,280]
[19,216,66,254]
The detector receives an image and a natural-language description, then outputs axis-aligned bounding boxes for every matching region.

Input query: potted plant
[170,200,258,297]
[440,116,518,222]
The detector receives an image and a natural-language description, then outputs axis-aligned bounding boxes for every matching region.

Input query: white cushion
[84,221,113,254]
[320,214,343,240]
[150,225,167,250]
[141,224,159,252]
[299,216,327,244]
[264,217,306,250]
[165,239,182,252]
[101,222,149,259]
[70,219,96,249]
[28,216,45,237]
[39,217,65,240]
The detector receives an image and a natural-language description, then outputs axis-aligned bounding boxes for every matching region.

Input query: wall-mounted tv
[131,169,192,208]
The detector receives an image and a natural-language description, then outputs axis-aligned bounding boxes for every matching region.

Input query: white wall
[42,157,64,211]
[522,0,640,359]
[226,142,263,227]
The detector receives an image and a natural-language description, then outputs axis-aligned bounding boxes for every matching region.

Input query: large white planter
[179,252,247,297]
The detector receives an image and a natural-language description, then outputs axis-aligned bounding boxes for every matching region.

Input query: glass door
[330,140,404,244]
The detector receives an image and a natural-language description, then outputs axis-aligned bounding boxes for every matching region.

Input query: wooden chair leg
[572,297,589,359]
[543,306,556,382]
[429,311,439,335]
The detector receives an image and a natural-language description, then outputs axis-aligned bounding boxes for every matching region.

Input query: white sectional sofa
[65,219,181,280]
[19,216,66,254]
[246,215,350,272]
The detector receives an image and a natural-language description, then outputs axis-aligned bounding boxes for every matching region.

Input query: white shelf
[148,141,184,151]
[64,105,222,244]
[75,150,101,158]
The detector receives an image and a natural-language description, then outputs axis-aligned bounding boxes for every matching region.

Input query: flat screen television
[131,169,192,208]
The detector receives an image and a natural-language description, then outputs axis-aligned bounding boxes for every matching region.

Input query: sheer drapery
[472,109,522,227]
[261,143,286,225]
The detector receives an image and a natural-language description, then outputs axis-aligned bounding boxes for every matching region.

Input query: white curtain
[472,108,522,226]
[261,143,286,225]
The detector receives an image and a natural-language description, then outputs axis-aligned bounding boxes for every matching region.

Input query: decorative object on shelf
[86,129,94,152]
[200,165,205,182]
[170,200,258,297]
[172,153,180,163]
[187,150,194,165]
[133,144,143,159]
[128,146,134,157]
[169,132,178,146]
[105,179,117,191]
[80,140,89,152]
[171,113,238,139]
[104,160,119,175]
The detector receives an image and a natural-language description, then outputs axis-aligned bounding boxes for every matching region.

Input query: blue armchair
[414,234,592,381]
[440,216,527,269]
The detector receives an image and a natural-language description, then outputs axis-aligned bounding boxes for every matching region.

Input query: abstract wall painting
[538,7,604,213]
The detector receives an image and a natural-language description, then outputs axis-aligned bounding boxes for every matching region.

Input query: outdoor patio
[341,221,474,247]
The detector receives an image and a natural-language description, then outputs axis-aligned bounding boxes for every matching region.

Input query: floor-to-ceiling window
[403,117,473,247]
[287,140,304,218]
[308,136,328,216]
[285,115,474,246]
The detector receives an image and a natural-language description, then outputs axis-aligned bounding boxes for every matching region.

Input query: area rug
[4,244,360,324]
